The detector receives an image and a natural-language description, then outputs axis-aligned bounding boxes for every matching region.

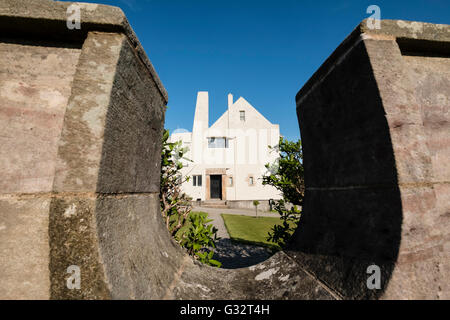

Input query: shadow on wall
[288,38,403,300]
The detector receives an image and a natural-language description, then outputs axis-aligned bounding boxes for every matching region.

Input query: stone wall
[0,0,447,300]
[0,0,168,299]
[293,19,449,299]
[0,38,81,299]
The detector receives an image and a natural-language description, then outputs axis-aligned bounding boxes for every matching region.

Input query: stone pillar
[293,19,450,299]
[0,1,167,299]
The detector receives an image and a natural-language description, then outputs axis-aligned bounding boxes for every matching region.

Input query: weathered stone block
[0,196,50,299]
[0,39,81,194]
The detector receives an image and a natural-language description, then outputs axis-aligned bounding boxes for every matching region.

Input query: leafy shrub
[180,213,222,267]
[160,129,192,237]
[263,137,304,248]
[263,137,304,206]
[160,129,220,267]
[266,200,300,248]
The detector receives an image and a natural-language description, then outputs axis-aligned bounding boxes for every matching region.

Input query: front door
[210,175,222,199]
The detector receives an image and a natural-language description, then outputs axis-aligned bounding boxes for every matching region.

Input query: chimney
[193,91,208,133]
[228,93,233,109]
[192,91,208,163]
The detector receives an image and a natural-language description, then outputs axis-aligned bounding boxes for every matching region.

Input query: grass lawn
[221,214,296,250]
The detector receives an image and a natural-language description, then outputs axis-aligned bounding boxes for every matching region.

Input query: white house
[169,91,282,206]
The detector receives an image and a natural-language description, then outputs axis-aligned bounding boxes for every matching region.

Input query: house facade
[169,91,282,203]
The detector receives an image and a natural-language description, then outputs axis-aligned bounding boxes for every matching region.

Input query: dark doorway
[210,175,222,199]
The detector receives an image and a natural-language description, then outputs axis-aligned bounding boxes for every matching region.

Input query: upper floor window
[240,110,245,121]
[208,137,228,148]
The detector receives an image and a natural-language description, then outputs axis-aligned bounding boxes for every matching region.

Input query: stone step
[201,201,229,209]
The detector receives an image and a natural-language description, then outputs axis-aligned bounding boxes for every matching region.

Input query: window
[240,110,245,121]
[249,176,254,185]
[207,137,228,148]
[228,176,233,187]
[193,175,202,186]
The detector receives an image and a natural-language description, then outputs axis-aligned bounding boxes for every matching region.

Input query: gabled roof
[210,96,276,129]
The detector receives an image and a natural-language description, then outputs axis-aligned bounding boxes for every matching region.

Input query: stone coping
[0,0,168,103]
[295,19,450,103]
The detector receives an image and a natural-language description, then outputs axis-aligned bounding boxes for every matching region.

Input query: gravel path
[212,239,272,269]
[192,206,276,269]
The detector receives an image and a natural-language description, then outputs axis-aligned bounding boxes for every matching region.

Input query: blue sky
[63,0,448,141]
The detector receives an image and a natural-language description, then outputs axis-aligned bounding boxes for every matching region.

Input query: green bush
[263,137,304,206]
[266,200,300,248]
[160,128,220,267]
[181,213,222,267]
[263,137,304,248]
